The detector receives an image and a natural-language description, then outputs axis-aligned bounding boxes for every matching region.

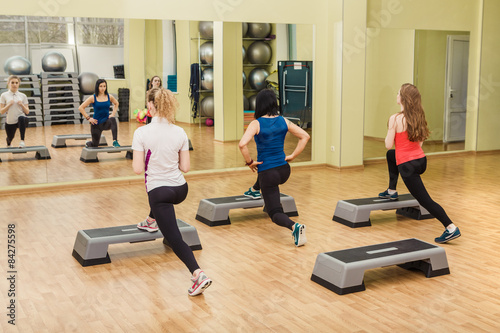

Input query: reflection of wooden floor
[0,121,312,186]
[2,153,500,331]
[364,136,466,160]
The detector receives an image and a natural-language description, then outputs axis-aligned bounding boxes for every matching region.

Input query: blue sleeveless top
[93,94,111,124]
[254,116,288,172]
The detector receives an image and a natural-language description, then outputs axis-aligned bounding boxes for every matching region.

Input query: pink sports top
[395,131,425,165]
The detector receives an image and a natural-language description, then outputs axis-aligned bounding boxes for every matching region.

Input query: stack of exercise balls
[244,23,272,93]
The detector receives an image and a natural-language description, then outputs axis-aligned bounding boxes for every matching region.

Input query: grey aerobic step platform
[72,219,202,267]
[0,145,51,162]
[195,193,298,227]
[80,146,133,162]
[332,193,432,228]
[52,134,107,148]
[311,238,450,295]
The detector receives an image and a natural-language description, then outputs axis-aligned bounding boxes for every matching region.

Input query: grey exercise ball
[242,22,248,37]
[248,94,257,111]
[42,51,67,72]
[199,21,213,39]
[243,95,249,110]
[242,46,246,62]
[201,68,214,91]
[243,71,247,86]
[200,96,214,117]
[78,72,99,95]
[4,56,31,75]
[248,68,269,91]
[247,23,271,38]
[200,42,214,65]
[247,41,272,64]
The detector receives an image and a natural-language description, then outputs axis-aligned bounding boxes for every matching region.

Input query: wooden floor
[0,121,312,187]
[1,152,500,332]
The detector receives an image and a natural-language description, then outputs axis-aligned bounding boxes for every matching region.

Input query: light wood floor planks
[1,152,500,332]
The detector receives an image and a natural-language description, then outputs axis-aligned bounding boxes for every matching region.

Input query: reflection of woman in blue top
[239,89,310,247]
[78,79,120,147]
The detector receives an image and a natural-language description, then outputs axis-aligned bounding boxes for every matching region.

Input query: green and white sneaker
[435,227,461,244]
[244,188,261,199]
[292,223,307,247]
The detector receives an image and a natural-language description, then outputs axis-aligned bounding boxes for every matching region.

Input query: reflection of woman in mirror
[132,88,212,296]
[145,75,162,124]
[239,89,310,247]
[381,83,461,244]
[0,75,30,148]
[78,79,120,148]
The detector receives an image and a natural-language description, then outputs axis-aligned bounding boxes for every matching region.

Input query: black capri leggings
[147,183,200,274]
[253,163,295,230]
[386,149,453,228]
[5,116,29,144]
[89,117,117,147]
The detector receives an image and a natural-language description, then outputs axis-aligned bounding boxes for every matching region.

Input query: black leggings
[253,163,295,230]
[5,116,29,144]
[147,183,199,274]
[386,149,453,228]
[89,118,117,147]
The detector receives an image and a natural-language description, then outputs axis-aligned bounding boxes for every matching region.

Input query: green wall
[364,28,414,140]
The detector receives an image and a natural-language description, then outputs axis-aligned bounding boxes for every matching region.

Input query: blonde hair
[7,75,20,84]
[399,83,430,142]
[147,88,178,123]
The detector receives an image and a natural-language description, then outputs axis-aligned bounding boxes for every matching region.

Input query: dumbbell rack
[0,75,43,129]
[41,72,80,126]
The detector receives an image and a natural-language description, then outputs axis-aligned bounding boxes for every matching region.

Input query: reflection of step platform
[72,219,202,267]
[44,119,80,126]
[0,87,41,96]
[80,145,133,163]
[41,72,78,79]
[42,90,79,98]
[195,193,298,226]
[0,145,51,162]
[52,134,107,148]
[43,102,79,109]
[42,96,80,104]
[311,238,450,295]
[332,194,432,228]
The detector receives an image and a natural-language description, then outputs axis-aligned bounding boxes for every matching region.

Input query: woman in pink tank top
[379,83,461,244]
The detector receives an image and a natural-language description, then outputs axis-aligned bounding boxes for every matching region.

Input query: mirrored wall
[0,16,314,187]
[364,28,470,160]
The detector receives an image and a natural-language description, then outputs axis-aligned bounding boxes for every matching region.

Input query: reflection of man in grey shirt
[0,76,30,147]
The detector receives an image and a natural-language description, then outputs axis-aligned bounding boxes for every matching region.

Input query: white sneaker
[188,271,212,296]
[18,141,26,148]
[137,218,159,232]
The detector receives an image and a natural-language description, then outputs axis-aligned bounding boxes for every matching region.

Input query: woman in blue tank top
[79,79,121,148]
[239,89,310,247]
